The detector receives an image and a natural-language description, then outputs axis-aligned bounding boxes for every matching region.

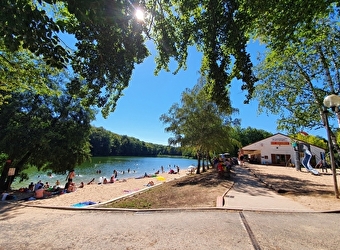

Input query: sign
[8,168,16,176]
[270,141,290,146]
[271,137,290,146]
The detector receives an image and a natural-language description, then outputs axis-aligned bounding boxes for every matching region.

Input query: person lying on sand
[146,181,154,187]
[87,178,95,185]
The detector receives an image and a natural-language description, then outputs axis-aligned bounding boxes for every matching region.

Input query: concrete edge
[8,201,340,214]
[3,197,339,214]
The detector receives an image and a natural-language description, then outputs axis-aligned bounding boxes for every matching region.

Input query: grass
[101,169,234,209]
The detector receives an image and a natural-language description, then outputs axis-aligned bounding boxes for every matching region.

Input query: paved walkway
[224,166,314,212]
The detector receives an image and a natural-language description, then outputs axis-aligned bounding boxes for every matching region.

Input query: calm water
[11,156,197,189]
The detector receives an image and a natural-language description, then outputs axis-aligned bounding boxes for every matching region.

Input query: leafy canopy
[160,77,240,156]
[253,11,340,134]
[1,0,338,116]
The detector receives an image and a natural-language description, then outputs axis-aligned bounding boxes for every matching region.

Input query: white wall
[242,134,325,165]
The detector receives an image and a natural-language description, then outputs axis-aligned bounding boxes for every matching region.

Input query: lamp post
[323,94,340,198]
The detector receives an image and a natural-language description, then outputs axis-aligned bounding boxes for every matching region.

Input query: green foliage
[160,76,241,161]
[240,0,335,50]
[290,133,327,150]
[253,11,340,134]
[1,0,337,116]
[148,0,257,109]
[0,84,94,189]
[0,0,149,117]
[236,126,273,146]
[90,127,182,157]
[0,41,61,106]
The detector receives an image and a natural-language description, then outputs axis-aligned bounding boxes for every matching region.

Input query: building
[241,133,325,166]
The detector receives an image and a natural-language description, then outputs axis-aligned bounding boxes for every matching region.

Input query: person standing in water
[66,169,75,182]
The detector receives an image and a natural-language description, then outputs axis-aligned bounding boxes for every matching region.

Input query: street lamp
[323,94,340,111]
[323,94,340,198]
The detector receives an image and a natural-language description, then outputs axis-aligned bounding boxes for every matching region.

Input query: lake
[11,156,197,189]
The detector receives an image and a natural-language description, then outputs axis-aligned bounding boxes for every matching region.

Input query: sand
[246,163,340,211]
[6,164,340,211]
[16,172,185,207]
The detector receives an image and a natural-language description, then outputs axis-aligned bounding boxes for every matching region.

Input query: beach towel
[71,201,97,208]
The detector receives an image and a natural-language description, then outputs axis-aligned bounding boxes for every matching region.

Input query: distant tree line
[90,127,182,157]
[90,126,275,160]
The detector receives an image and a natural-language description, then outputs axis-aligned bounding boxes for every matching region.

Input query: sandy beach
[4,163,340,211]
[15,172,186,207]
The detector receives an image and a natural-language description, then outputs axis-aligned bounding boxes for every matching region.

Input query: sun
[135,9,144,21]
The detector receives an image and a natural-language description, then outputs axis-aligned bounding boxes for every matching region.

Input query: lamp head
[323,94,340,110]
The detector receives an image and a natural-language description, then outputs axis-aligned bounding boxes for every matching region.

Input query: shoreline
[10,172,188,207]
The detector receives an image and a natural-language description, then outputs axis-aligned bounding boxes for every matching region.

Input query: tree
[0,88,94,190]
[0,41,61,106]
[290,133,327,150]
[90,127,113,156]
[235,127,273,146]
[3,1,334,115]
[253,13,340,135]
[239,0,335,50]
[0,0,149,117]
[160,77,240,173]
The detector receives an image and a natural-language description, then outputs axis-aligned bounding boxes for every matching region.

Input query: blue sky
[91,41,308,145]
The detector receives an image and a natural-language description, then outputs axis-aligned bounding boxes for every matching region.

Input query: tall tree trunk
[207,153,213,169]
[0,151,32,190]
[202,154,206,172]
[0,160,12,190]
[196,151,201,174]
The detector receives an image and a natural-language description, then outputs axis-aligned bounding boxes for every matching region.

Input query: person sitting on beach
[78,182,84,188]
[35,186,44,198]
[34,180,43,191]
[64,180,70,191]
[28,182,34,192]
[44,182,50,189]
[110,176,115,183]
[64,180,76,193]
[1,193,16,201]
[34,185,51,198]
[53,180,61,189]
[103,178,108,184]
